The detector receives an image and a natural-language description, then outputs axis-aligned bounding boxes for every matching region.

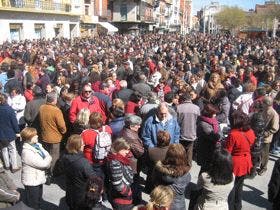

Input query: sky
[192,0,267,15]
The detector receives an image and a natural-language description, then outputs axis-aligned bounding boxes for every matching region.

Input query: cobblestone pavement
[9,153,279,210]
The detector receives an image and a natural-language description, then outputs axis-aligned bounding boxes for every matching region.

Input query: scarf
[201,116,219,134]
[31,143,46,159]
[107,152,130,166]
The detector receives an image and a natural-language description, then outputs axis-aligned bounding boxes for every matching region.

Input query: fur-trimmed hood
[155,161,190,177]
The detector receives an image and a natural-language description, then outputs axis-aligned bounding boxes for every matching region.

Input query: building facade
[199,2,221,34]
[0,0,82,43]
[110,0,154,33]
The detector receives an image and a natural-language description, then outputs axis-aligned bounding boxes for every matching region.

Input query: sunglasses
[84,90,92,93]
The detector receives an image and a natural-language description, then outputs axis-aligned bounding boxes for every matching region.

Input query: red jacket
[154,85,172,95]
[81,125,112,164]
[125,101,140,115]
[24,89,34,102]
[225,128,256,177]
[69,95,106,123]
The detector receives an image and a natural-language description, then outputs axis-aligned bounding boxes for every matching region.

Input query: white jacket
[7,94,26,125]
[21,143,52,186]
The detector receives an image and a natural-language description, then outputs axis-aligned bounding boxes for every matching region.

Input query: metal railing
[0,0,72,13]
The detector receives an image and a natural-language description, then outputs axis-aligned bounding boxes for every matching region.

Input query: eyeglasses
[84,90,92,93]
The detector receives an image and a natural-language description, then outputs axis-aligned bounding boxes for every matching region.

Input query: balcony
[140,15,155,23]
[0,0,78,15]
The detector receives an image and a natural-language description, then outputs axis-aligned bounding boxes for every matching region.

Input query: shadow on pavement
[243,184,272,210]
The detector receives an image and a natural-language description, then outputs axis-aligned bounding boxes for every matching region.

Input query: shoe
[11,167,21,173]
[257,168,267,176]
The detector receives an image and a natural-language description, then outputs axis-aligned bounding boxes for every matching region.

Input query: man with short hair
[39,92,66,183]
[177,92,200,166]
[69,84,105,124]
[132,74,151,99]
[142,102,180,148]
[113,80,133,104]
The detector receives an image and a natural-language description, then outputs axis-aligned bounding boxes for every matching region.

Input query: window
[85,5,89,15]
[120,4,127,21]
[10,23,22,41]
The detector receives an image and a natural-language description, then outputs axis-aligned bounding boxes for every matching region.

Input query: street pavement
[9,153,279,210]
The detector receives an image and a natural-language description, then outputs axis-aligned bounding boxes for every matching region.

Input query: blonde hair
[111,138,130,153]
[146,185,174,210]
[20,127,37,142]
[77,108,90,125]
[66,135,83,154]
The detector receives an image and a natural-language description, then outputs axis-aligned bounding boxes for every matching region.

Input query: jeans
[25,185,43,209]
[1,140,18,169]
[228,175,245,210]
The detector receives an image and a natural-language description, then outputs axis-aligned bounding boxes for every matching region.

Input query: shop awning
[97,22,118,33]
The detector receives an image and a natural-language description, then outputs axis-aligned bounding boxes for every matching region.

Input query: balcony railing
[0,0,72,14]
[141,15,154,22]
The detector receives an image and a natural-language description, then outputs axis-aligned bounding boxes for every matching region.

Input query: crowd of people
[0,32,280,210]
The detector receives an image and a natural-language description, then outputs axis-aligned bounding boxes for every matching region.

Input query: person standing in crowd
[202,73,224,101]
[145,130,170,193]
[120,114,144,204]
[69,84,106,124]
[121,114,144,173]
[113,80,133,104]
[197,103,220,175]
[268,157,280,210]
[132,74,151,99]
[0,93,20,173]
[142,102,180,148]
[24,86,45,134]
[107,138,134,210]
[258,96,279,175]
[20,127,52,210]
[60,135,95,210]
[81,112,112,178]
[152,143,191,210]
[194,149,234,210]
[39,92,66,184]
[232,83,255,115]
[109,99,125,139]
[7,86,26,130]
[177,92,200,166]
[225,111,256,210]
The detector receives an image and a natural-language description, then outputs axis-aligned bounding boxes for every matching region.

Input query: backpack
[93,126,112,160]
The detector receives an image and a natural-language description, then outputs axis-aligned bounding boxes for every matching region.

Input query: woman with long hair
[194,149,234,210]
[225,111,256,210]
[152,143,191,210]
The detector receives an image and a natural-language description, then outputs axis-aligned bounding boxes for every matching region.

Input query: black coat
[61,152,95,209]
[268,158,280,209]
[113,88,133,104]
[152,161,191,210]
